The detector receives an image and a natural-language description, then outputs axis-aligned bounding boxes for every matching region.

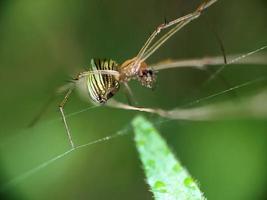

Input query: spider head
[138,68,157,89]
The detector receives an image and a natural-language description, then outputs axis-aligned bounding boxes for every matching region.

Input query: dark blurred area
[0,0,267,199]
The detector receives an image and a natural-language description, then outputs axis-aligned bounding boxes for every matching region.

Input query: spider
[31,0,219,148]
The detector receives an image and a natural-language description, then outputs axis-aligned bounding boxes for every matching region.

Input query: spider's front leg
[134,0,218,65]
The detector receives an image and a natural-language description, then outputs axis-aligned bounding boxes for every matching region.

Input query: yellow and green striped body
[87,59,120,104]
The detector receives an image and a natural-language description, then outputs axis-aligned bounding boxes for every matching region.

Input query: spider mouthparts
[138,68,157,89]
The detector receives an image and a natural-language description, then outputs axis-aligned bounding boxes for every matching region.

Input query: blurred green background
[0,0,267,199]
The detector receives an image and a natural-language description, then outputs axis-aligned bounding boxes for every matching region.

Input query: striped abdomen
[87,59,120,104]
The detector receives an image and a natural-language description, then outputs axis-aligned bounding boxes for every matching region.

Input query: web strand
[0,105,99,149]
[183,77,267,107]
[203,45,267,85]
[0,125,130,191]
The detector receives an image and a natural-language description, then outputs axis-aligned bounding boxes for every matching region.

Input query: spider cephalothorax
[119,57,157,89]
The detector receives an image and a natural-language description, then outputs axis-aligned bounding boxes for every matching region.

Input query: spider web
[1,45,267,192]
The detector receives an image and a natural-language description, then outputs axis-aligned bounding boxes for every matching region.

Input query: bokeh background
[0,0,267,199]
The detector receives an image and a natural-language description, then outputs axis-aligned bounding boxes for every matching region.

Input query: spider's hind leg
[122,83,137,106]
[28,82,75,128]
[59,85,75,149]
[28,80,76,149]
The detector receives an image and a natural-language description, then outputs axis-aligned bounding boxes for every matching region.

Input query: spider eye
[147,69,153,75]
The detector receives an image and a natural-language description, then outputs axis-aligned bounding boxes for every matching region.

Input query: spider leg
[105,98,230,121]
[107,99,155,113]
[78,70,120,79]
[29,68,119,150]
[135,0,217,64]
[58,69,120,148]
[106,99,175,119]
[150,53,267,71]
[150,56,237,100]
[122,83,137,106]
[136,8,199,60]
[28,82,74,127]
[203,16,227,64]
[28,95,55,127]
[150,57,216,71]
[107,98,211,120]
[107,90,267,121]
[59,86,75,149]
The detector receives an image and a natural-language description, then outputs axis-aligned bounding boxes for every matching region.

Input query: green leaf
[132,116,205,200]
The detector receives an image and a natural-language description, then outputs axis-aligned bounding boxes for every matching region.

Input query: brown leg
[59,87,75,149]
[123,83,136,106]
[28,83,74,127]
[135,0,218,64]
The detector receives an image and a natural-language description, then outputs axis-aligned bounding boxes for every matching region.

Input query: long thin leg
[77,70,120,79]
[149,56,239,100]
[122,83,136,106]
[59,87,75,149]
[149,54,267,71]
[28,82,74,127]
[106,89,267,121]
[139,20,190,62]
[135,0,217,64]
[28,95,55,127]
[204,16,227,64]
[136,7,202,59]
